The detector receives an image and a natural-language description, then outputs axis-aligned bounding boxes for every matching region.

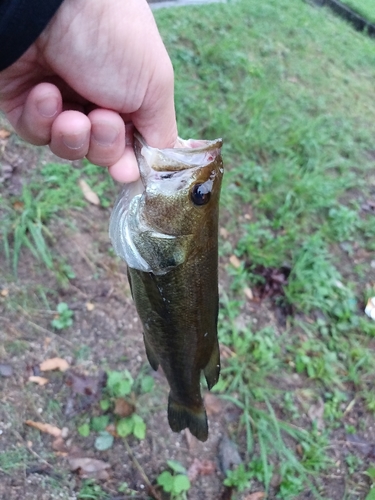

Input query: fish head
[134,134,224,236]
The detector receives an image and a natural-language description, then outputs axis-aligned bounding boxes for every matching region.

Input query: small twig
[123,438,161,500]
[25,318,74,347]
[72,239,97,273]
[343,398,356,416]
[0,315,23,337]
[11,429,54,470]
[21,309,56,317]
[67,208,99,229]
[17,305,74,347]
[68,282,88,298]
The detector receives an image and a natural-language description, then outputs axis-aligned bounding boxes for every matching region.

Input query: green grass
[154,0,375,497]
[1,161,115,274]
[77,480,109,500]
[340,0,375,24]
[0,448,27,473]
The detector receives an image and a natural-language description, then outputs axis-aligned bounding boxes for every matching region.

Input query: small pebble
[0,363,13,377]
[61,427,69,439]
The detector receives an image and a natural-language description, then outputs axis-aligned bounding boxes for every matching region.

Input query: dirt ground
[1,116,375,500]
[0,125,249,500]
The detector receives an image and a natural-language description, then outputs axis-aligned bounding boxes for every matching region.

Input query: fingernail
[92,123,119,147]
[62,131,88,150]
[36,96,59,118]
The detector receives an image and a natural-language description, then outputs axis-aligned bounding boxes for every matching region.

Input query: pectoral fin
[134,232,192,275]
[203,340,220,390]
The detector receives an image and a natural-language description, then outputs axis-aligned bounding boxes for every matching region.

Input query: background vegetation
[340,0,375,24]
[1,0,375,498]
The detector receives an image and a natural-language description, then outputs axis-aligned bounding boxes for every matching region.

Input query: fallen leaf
[307,397,325,430]
[65,371,106,417]
[270,473,282,488]
[12,201,24,211]
[187,458,216,482]
[346,434,375,458]
[79,179,100,206]
[0,363,13,377]
[250,264,291,301]
[343,398,356,416]
[68,456,110,480]
[114,398,135,418]
[220,344,236,359]
[40,357,69,372]
[28,376,49,386]
[66,445,85,458]
[362,199,375,213]
[105,423,119,438]
[218,435,242,474]
[44,337,52,349]
[68,457,110,472]
[25,420,62,438]
[204,393,223,416]
[61,427,69,439]
[244,493,265,500]
[0,129,11,139]
[244,287,254,300]
[66,370,105,396]
[219,227,229,239]
[229,255,241,269]
[296,388,315,404]
[0,288,9,297]
[86,302,95,311]
[52,437,69,453]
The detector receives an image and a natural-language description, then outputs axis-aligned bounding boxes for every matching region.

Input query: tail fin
[168,394,208,442]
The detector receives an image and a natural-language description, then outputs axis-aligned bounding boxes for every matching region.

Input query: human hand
[0,0,177,182]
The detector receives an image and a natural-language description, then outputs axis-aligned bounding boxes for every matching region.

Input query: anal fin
[168,393,208,442]
[204,340,220,390]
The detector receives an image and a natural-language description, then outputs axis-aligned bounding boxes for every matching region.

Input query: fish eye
[190,182,211,206]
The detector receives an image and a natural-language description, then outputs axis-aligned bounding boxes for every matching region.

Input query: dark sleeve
[0,0,65,71]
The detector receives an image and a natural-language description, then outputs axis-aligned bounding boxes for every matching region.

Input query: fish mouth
[134,132,223,173]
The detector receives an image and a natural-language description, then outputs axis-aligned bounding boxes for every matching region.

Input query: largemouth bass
[109,133,223,442]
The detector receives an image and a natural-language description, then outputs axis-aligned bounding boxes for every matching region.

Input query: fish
[109,132,224,441]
